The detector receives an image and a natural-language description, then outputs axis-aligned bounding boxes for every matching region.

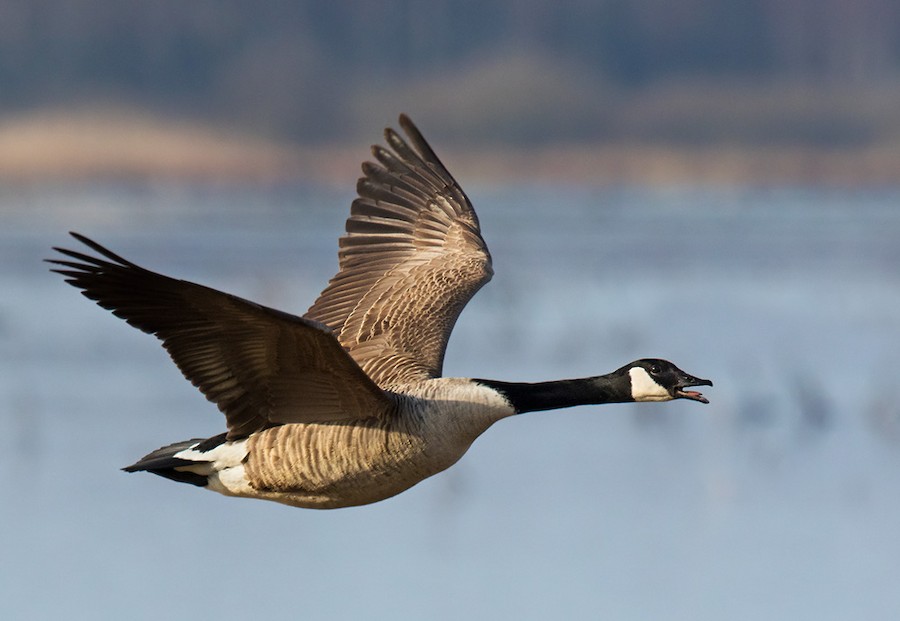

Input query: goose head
[624,359,712,404]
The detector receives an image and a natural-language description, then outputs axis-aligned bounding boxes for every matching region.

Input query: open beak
[673,373,713,404]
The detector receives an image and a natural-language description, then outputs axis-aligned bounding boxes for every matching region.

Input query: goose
[48,115,712,509]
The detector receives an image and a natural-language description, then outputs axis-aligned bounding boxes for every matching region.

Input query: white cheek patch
[628,367,673,402]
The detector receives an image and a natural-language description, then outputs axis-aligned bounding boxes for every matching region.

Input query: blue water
[2,183,900,620]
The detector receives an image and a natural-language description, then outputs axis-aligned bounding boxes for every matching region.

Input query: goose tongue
[675,389,709,404]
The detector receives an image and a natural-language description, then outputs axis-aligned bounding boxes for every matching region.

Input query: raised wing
[49,233,394,439]
[305,115,493,385]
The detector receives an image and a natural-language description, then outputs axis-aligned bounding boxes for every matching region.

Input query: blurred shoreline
[1,109,898,186]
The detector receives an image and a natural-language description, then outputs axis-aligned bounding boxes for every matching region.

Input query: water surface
[3,183,900,620]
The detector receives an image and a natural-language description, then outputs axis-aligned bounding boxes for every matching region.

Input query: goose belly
[231,419,462,509]
[206,380,512,509]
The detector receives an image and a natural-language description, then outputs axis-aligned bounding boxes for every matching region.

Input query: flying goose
[48,115,711,509]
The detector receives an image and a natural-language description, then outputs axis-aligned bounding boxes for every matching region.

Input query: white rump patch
[175,439,253,496]
[175,439,248,467]
[208,464,253,497]
[628,367,673,402]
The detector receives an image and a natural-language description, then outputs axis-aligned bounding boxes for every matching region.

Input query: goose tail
[123,433,232,487]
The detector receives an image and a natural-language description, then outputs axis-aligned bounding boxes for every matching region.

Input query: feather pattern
[48,233,394,439]
[305,114,493,385]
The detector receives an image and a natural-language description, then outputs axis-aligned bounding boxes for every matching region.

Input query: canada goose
[48,115,711,509]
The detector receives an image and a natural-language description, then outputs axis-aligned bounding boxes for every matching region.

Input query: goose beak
[673,374,713,404]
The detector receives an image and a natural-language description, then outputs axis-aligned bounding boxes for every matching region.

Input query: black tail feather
[123,433,228,488]
[144,468,209,487]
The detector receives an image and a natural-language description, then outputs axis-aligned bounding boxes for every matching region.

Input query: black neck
[475,372,633,414]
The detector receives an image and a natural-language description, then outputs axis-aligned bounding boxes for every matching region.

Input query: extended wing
[305,115,493,385]
[49,233,394,439]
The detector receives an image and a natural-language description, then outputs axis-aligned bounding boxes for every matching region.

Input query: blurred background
[2,1,900,620]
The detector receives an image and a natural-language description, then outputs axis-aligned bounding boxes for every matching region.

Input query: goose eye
[649,364,661,375]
